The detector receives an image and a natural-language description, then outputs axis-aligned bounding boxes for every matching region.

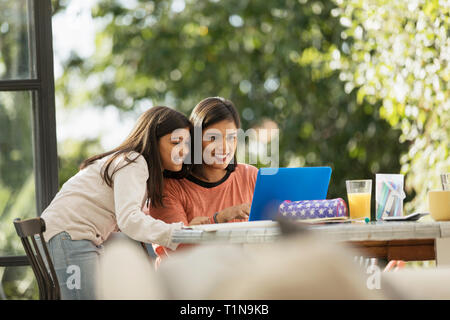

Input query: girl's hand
[189,216,211,226]
[217,203,251,223]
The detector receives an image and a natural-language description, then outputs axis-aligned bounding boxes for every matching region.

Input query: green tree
[333,0,449,212]
[57,0,408,203]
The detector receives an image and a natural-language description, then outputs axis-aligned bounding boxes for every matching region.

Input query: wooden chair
[13,217,60,300]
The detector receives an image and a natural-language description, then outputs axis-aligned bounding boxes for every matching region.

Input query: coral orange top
[145,163,258,264]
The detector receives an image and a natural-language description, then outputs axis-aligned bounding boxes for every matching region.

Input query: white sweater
[41,152,182,250]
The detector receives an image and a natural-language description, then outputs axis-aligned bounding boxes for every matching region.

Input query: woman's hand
[189,216,211,226]
[217,203,251,223]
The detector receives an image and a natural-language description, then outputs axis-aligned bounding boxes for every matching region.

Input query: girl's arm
[145,181,198,258]
[113,155,183,250]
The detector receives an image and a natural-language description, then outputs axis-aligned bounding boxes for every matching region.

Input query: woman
[39,106,193,299]
[147,97,258,262]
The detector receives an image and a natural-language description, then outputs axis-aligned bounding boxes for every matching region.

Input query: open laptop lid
[248,167,332,221]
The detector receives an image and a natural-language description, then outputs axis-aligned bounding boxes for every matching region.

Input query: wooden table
[172,221,450,265]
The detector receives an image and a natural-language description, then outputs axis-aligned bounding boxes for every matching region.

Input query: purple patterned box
[278,198,349,220]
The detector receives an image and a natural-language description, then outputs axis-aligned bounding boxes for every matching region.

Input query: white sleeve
[112,155,182,250]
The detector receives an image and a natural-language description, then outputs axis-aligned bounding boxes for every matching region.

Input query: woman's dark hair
[189,97,241,174]
[80,106,192,208]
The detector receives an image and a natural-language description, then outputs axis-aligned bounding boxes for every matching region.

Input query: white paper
[187,220,278,232]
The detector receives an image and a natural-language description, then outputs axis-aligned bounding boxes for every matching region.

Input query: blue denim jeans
[36,231,104,300]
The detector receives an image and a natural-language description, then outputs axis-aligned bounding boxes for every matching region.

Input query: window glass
[0,266,38,300]
[0,91,36,256]
[0,0,36,80]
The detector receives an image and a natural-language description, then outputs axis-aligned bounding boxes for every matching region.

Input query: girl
[147,97,258,262]
[39,106,193,299]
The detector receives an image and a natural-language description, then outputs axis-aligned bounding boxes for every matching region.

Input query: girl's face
[202,119,238,170]
[159,127,190,172]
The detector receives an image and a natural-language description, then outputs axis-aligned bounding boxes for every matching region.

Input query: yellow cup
[428,190,450,221]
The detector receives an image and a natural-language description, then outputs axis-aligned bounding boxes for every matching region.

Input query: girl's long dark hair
[189,97,241,175]
[80,106,191,208]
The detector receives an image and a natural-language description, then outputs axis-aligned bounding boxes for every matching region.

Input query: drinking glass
[346,180,372,220]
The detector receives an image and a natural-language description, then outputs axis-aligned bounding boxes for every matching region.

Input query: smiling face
[158,127,190,172]
[202,120,238,170]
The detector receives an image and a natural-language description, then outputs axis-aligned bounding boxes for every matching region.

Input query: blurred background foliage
[0,0,448,299]
[333,0,449,212]
[55,0,411,200]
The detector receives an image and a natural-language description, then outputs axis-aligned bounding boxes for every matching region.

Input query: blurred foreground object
[157,232,392,299]
[98,229,450,300]
[382,268,450,300]
[97,232,162,299]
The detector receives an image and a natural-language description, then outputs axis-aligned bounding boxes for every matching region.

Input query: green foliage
[57,0,407,202]
[57,139,103,189]
[333,0,450,211]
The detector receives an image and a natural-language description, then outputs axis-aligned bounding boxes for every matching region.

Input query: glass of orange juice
[346,180,372,220]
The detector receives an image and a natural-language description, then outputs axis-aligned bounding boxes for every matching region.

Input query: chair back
[13,217,60,300]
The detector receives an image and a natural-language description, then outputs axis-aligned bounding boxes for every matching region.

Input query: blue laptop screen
[248,167,332,221]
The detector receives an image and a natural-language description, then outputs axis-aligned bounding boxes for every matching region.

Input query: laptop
[248,167,332,221]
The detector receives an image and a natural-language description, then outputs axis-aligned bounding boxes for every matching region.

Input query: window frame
[0,0,58,267]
